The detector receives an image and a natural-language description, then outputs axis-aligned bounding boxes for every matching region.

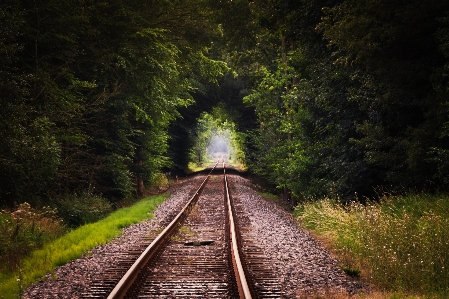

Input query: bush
[0,194,168,298]
[295,195,449,297]
[0,203,65,272]
[54,193,113,228]
[145,172,170,194]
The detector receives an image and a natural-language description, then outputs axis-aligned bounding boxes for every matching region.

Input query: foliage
[3,0,449,211]
[433,12,449,186]
[319,0,449,189]
[0,194,167,298]
[189,106,246,166]
[238,0,449,201]
[243,59,311,198]
[167,74,257,174]
[52,193,112,228]
[0,0,229,209]
[295,195,449,297]
[0,1,58,207]
[0,203,65,273]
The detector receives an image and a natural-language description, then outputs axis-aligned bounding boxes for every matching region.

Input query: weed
[187,162,206,173]
[0,194,168,298]
[150,228,164,235]
[171,225,195,242]
[0,203,65,272]
[295,194,449,298]
[179,225,194,237]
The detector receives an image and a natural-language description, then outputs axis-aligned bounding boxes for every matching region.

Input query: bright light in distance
[207,135,229,156]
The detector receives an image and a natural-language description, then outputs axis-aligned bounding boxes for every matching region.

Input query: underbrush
[146,172,170,194]
[54,193,113,228]
[294,194,449,298]
[227,158,246,171]
[0,194,168,299]
[0,203,65,273]
[187,162,206,173]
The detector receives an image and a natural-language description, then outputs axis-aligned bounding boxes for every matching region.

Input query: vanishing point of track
[82,160,282,298]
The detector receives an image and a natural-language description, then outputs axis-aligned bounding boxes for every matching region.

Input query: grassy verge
[227,158,246,171]
[294,194,449,298]
[187,162,206,173]
[0,194,168,299]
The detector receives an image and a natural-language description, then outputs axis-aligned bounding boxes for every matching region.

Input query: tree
[0,0,230,207]
[0,1,60,206]
[320,0,449,188]
[189,107,246,167]
[240,0,449,201]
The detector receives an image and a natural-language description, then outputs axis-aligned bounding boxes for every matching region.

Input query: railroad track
[82,161,282,298]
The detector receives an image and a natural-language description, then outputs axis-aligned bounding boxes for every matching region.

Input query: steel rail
[224,163,252,299]
[107,161,219,299]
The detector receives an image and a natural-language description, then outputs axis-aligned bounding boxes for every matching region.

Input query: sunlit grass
[295,194,449,298]
[187,162,206,173]
[227,157,246,171]
[0,194,168,299]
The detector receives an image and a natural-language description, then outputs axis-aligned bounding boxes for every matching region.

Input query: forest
[2,0,449,214]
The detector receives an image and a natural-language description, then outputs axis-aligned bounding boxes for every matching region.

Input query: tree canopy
[2,0,449,210]
[0,0,228,207]
[232,0,449,201]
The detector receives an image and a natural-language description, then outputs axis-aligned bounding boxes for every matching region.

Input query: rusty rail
[107,161,253,298]
[224,164,252,299]
[107,162,219,299]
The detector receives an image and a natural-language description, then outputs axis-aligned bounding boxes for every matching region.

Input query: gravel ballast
[228,174,367,298]
[23,173,367,298]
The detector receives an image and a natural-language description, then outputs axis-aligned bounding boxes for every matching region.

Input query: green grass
[0,194,168,299]
[0,203,66,273]
[187,162,206,173]
[294,194,449,298]
[227,158,246,171]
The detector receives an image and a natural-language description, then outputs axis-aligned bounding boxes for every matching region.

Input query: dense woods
[236,0,449,201]
[0,0,229,210]
[2,0,449,212]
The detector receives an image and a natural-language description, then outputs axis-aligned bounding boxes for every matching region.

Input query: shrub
[0,203,65,272]
[295,195,449,297]
[146,172,170,194]
[54,193,113,228]
[0,194,168,298]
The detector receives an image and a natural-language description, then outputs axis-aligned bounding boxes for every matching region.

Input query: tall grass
[0,194,168,299]
[295,194,449,298]
[187,162,206,173]
[0,203,65,273]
